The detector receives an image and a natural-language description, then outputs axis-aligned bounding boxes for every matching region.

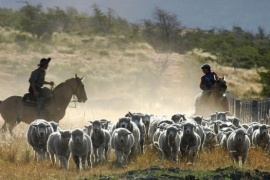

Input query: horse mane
[52,77,79,92]
[53,82,65,92]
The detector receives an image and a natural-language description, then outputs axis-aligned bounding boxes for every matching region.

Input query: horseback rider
[200,64,219,91]
[28,58,54,117]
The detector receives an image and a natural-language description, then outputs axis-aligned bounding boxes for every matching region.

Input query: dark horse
[0,74,87,133]
[195,77,229,116]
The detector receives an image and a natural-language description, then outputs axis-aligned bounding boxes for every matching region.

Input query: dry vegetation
[0,27,266,179]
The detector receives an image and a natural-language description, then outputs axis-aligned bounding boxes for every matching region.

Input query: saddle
[22,87,52,106]
[22,93,38,106]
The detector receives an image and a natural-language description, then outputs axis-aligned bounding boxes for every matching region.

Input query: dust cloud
[0,51,205,130]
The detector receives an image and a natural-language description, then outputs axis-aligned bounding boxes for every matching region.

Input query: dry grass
[0,108,270,179]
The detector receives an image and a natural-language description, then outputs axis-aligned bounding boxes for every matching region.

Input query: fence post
[235,99,240,118]
[252,100,258,122]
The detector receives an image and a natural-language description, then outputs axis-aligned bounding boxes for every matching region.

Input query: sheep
[27,119,54,161]
[156,125,181,161]
[228,117,241,128]
[49,121,60,132]
[210,111,228,122]
[202,130,217,153]
[247,123,260,142]
[219,130,233,150]
[141,114,152,143]
[83,124,93,137]
[148,116,174,144]
[100,119,111,130]
[193,116,204,126]
[47,130,71,169]
[171,114,186,124]
[152,123,169,143]
[127,112,146,154]
[69,128,92,170]
[90,120,111,164]
[111,128,134,166]
[252,124,270,150]
[112,117,140,155]
[180,122,201,164]
[227,128,250,165]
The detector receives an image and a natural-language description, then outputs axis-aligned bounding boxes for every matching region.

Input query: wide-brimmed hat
[38,58,51,67]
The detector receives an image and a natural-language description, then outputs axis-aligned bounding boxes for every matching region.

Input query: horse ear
[75,74,78,78]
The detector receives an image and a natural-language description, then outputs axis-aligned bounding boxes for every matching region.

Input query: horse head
[61,74,87,103]
[73,74,87,103]
[213,77,227,95]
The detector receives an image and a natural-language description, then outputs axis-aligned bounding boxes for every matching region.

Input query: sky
[0,0,270,33]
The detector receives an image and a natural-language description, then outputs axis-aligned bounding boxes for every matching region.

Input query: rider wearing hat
[200,64,219,91]
[29,58,54,117]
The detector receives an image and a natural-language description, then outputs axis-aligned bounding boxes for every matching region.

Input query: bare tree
[153,7,181,41]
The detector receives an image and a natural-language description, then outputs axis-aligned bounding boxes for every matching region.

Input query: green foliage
[258,70,270,97]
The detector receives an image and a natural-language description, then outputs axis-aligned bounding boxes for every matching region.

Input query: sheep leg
[87,152,92,169]
[115,150,123,165]
[93,147,98,164]
[59,156,68,169]
[188,149,196,164]
[81,155,87,170]
[50,154,56,165]
[140,139,144,154]
[98,147,104,163]
[242,154,247,165]
[104,146,109,162]
[73,155,80,170]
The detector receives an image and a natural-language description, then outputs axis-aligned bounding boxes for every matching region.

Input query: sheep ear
[128,132,132,135]
[89,121,93,124]
[46,124,51,127]
[128,111,133,117]
[33,124,38,127]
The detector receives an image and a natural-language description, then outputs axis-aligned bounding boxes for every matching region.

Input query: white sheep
[180,122,201,164]
[227,128,250,165]
[47,130,71,169]
[90,120,111,163]
[27,119,54,161]
[69,128,92,170]
[111,117,140,155]
[252,124,270,150]
[156,125,181,161]
[111,128,134,166]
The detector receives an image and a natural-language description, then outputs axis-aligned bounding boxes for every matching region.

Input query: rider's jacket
[200,72,218,91]
[29,68,46,88]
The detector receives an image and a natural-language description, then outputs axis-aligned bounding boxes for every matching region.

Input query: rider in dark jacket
[29,58,54,117]
[200,64,219,91]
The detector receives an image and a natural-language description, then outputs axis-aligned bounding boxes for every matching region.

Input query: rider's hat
[201,63,211,70]
[38,58,51,67]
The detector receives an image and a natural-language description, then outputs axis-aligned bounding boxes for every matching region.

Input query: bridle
[66,78,81,108]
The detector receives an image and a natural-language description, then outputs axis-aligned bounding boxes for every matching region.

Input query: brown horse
[0,74,87,133]
[195,77,229,116]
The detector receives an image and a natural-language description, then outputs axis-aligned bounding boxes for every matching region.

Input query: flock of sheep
[26,111,270,170]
